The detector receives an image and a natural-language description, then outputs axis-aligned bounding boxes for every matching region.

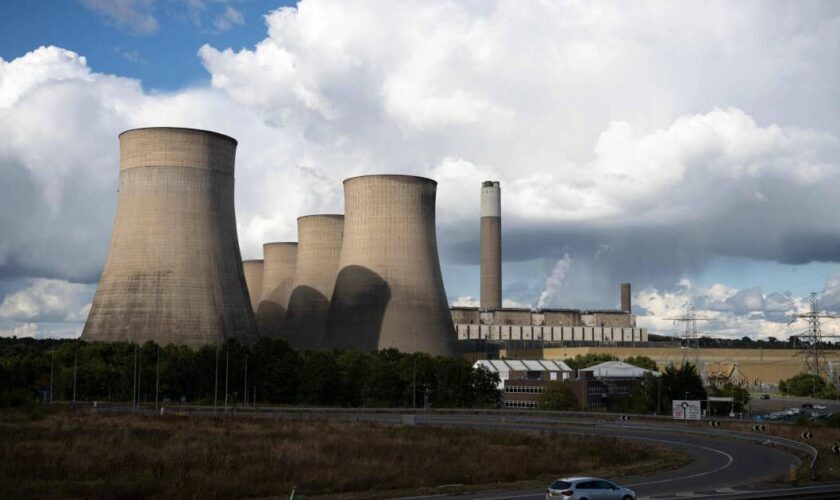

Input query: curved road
[422,416,797,499]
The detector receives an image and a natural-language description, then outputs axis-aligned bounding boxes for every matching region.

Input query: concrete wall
[325,175,457,356]
[543,310,582,326]
[587,312,636,328]
[494,309,532,325]
[284,215,343,350]
[451,308,480,324]
[256,242,297,338]
[82,127,256,347]
[242,259,264,314]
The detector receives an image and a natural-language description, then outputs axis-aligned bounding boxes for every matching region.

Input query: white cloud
[0,322,37,339]
[0,279,94,322]
[634,279,816,340]
[82,0,159,34]
[214,6,244,32]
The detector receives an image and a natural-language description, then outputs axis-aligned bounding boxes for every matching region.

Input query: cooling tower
[325,175,458,356]
[621,282,632,313]
[480,180,502,310]
[256,242,298,337]
[82,127,257,347]
[283,215,344,350]
[243,260,264,314]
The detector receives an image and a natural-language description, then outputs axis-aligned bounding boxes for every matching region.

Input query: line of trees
[0,337,502,409]
[779,372,838,399]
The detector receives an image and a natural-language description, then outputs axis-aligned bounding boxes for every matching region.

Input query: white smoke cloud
[537,255,573,309]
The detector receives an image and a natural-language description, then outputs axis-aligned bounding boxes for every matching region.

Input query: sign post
[672,400,702,420]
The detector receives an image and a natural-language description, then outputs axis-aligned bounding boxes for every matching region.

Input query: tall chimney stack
[621,282,632,313]
[480,181,502,310]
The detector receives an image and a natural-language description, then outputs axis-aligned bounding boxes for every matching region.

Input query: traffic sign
[708,420,721,427]
[800,431,813,440]
[751,424,766,431]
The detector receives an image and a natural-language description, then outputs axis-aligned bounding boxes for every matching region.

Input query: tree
[779,373,827,397]
[564,353,617,370]
[471,366,502,408]
[707,382,751,416]
[624,356,658,371]
[661,362,706,405]
[539,381,580,411]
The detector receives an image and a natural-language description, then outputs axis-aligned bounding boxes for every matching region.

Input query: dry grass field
[0,408,685,499]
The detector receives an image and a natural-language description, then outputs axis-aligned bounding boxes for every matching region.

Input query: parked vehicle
[760,394,770,400]
[801,403,814,409]
[546,477,635,500]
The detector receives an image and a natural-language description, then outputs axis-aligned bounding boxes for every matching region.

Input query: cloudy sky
[2,0,840,341]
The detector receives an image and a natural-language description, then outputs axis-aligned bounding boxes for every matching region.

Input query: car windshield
[550,480,571,490]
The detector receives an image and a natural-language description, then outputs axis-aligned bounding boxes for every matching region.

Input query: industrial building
[82,127,257,347]
[474,359,571,409]
[284,215,344,350]
[256,242,298,337]
[324,175,458,356]
[474,359,658,410]
[454,181,642,350]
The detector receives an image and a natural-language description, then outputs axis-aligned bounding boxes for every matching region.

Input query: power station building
[324,175,458,356]
[452,181,645,348]
[82,127,257,347]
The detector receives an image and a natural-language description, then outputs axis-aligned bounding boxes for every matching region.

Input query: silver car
[545,477,635,500]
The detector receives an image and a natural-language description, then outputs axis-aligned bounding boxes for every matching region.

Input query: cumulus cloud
[0,279,94,322]
[634,279,821,340]
[0,322,37,339]
[2,1,840,338]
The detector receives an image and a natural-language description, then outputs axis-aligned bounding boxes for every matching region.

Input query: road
[92,405,839,499]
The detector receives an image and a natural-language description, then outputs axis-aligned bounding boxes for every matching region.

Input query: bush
[539,381,580,411]
[779,373,827,397]
[624,356,658,371]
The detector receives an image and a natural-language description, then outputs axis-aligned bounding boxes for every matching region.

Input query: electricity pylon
[665,304,714,375]
[793,292,838,379]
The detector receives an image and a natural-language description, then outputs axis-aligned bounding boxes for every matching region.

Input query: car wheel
[622,496,633,500]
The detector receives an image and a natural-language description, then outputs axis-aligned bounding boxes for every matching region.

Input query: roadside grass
[0,408,686,499]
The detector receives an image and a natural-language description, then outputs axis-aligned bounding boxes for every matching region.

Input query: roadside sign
[672,400,702,420]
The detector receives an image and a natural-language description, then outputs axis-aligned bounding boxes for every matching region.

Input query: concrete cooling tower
[243,259,264,314]
[325,175,458,356]
[283,215,344,350]
[480,181,501,310]
[82,127,257,347]
[255,242,298,337]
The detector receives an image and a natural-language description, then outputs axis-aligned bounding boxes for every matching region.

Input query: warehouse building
[473,359,572,409]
